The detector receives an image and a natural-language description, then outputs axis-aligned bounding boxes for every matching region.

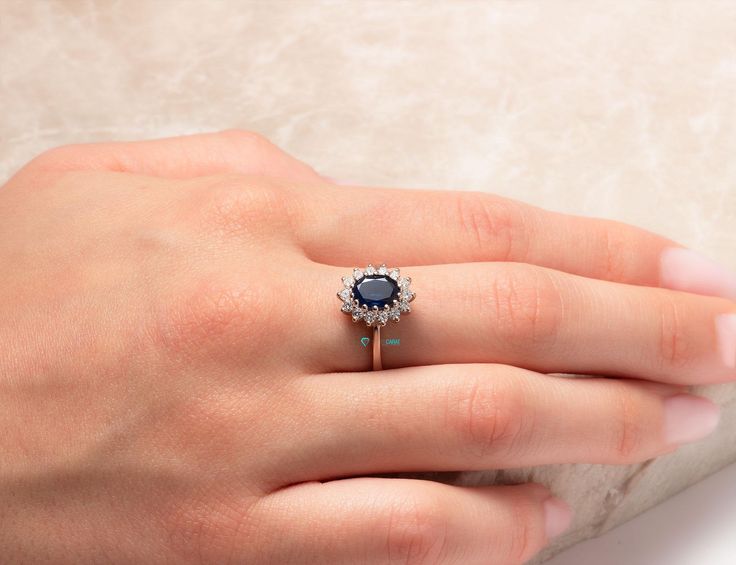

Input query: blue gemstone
[353,275,400,309]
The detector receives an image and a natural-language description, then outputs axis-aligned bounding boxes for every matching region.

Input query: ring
[336,263,416,371]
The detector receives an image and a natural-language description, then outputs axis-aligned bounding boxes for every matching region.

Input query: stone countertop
[1,1,735,562]
[545,461,736,565]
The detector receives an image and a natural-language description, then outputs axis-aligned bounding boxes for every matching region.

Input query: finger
[297,183,736,300]
[247,478,569,565]
[21,129,324,182]
[278,365,717,482]
[308,261,736,383]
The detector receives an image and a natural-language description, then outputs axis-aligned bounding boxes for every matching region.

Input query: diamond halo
[336,263,415,327]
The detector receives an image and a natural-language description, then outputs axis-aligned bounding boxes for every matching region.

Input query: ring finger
[304,261,736,384]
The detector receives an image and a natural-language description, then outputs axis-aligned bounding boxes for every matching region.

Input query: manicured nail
[716,313,736,368]
[543,496,573,539]
[663,394,720,445]
[660,248,736,300]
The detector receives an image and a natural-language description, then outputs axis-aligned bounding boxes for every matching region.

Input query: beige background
[1,1,735,562]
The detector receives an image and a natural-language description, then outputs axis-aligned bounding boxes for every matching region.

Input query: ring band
[337,263,416,371]
[373,325,382,371]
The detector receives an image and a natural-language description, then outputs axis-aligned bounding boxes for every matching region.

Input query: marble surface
[1,1,735,562]
[546,461,736,565]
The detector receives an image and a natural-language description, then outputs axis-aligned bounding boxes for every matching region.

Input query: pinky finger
[248,477,572,565]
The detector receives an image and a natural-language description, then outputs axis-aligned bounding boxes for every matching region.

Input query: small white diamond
[400,290,415,302]
[388,268,400,280]
[352,309,364,321]
[378,264,388,275]
[390,311,401,321]
[341,301,353,313]
[342,275,354,288]
[353,268,363,280]
[399,301,411,313]
[364,311,376,324]
[378,310,389,324]
[338,288,352,301]
[398,276,411,288]
[365,264,376,275]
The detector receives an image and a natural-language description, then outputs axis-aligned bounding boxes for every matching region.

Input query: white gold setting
[336,263,415,327]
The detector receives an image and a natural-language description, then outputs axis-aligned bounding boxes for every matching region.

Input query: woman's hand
[0,131,732,564]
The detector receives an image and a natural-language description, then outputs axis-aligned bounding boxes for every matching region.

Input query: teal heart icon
[360,337,370,347]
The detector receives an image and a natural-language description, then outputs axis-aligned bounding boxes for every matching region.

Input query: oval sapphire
[353,275,400,309]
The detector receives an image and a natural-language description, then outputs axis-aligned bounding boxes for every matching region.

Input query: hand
[0,131,731,564]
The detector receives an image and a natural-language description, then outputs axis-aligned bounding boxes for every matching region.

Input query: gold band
[372,325,382,371]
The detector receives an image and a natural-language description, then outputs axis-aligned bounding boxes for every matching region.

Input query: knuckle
[448,375,526,458]
[385,494,449,565]
[149,277,278,359]
[657,298,692,370]
[597,223,629,281]
[610,387,645,462]
[504,503,542,564]
[197,175,289,238]
[483,266,564,349]
[217,128,274,155]
[453,192,525,262]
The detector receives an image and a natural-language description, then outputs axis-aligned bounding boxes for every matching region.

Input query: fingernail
[544,497,573,539]
[660,248,736,300]
[663,394,720,445]
[716,313,736,369]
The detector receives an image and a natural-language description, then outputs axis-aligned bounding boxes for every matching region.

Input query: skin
[0,130,732,564]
